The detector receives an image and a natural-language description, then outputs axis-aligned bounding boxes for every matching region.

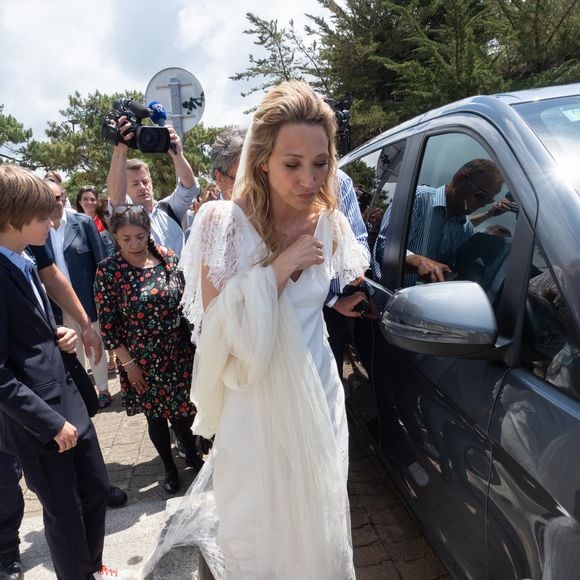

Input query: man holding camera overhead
[106,115,199,259]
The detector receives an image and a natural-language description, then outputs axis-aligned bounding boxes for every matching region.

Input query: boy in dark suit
[0,166,128,580]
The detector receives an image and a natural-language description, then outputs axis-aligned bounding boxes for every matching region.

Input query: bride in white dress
[140,80,368,580]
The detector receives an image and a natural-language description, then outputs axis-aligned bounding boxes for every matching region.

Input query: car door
[363,115,527,579]
[485,197,580,578]
[340,136,411,443]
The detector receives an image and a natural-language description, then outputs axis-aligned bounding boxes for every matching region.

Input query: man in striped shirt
[373,158,509,283]
[324,170,370,375]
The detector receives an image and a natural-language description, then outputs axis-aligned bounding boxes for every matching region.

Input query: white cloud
[0,0,330,140]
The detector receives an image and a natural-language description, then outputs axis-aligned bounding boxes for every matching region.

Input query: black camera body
[101,99,171,153]
[323,96,352,157]
[341,281,371,315]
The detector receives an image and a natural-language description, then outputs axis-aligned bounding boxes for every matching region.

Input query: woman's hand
[127,365,149,395]
[272,234,325,292]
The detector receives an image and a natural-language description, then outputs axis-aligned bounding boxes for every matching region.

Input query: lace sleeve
[179,201,243,344]
[329,210,370,289]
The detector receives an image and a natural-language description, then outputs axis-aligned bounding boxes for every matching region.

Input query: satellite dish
[145,67,205,137]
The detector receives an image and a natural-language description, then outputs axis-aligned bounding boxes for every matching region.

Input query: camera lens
[136,126,170,153]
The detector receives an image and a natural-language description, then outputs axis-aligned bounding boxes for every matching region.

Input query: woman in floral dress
[94,205,202,493]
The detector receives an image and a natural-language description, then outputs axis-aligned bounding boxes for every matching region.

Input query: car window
[341,141,407,279]
[524,246,580,401]
[513,95,580,194]
[399,133,518,306]
[341,140,406,253]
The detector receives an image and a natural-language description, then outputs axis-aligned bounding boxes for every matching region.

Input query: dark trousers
[19,423,109,580]
[147,415,196,471]
[0,451,23,551]
[323,305,351,376]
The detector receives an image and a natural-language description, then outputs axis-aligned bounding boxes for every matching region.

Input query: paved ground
[19,368,450,579]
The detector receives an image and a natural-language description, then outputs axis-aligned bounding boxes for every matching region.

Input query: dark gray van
[341,83,580,580]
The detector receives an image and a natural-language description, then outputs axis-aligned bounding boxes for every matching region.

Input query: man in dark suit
[44,180,112,406]
[0,166,123,580]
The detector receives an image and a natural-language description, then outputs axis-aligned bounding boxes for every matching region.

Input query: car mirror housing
[381,281,498,357]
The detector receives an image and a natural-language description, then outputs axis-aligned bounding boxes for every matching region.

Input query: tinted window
[342,141,406,209]
[524,246,580,401]
[342,140,406,277]
[401,133,518,304]
[513,95,580,194]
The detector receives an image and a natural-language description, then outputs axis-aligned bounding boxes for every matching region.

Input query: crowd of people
[0,71,528,579]
[0,79,434,580]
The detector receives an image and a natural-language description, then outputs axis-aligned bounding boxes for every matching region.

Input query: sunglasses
[465,175,493,201]
[112,204,147,215]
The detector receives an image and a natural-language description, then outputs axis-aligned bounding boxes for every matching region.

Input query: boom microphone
[148,101,167,126]
[113,99,151,120]
[126,100,151,120]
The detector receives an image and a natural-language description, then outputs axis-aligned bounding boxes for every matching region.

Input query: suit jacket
[46,211,104,321]
[0,254,91,457]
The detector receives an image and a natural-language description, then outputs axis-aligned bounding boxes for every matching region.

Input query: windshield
[512,95,580,193]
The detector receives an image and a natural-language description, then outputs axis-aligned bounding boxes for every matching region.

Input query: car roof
[341,83,580,163]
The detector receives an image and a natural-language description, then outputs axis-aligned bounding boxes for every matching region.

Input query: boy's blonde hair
[0,165,55,232]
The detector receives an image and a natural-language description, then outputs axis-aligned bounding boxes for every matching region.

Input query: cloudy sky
[0,0,331,141]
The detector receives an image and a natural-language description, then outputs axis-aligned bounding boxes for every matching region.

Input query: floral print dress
[95,248,195,420]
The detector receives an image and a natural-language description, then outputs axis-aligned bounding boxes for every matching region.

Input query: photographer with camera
[106,108,199,259]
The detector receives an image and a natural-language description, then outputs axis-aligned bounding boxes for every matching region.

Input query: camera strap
[157,200,181,227]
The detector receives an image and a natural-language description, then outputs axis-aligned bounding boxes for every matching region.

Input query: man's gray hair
[210,127,246,175]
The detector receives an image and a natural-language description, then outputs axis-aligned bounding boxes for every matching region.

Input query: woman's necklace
[279,211,321,247]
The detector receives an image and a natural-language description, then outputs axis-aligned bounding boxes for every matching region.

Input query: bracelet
[121,358,135,367]
[125,362,138,372]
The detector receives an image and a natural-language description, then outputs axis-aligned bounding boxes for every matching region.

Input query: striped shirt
[373,185,474,281]
[326,171,369,304]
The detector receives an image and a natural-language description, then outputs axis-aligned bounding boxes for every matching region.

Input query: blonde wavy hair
[236,80,338,263]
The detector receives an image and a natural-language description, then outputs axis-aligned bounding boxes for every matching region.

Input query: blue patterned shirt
[326,171,369,305]
[373,185,474,280]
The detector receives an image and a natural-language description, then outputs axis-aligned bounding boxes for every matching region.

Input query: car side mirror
[381,281,498,357]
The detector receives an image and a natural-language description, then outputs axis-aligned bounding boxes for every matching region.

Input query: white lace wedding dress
[140,201,368,580]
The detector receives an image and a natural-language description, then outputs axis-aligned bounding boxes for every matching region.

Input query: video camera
[101,99,171,153]
[323,96,352,157]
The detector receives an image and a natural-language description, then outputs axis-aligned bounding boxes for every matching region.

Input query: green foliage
[233,0,580,151]
[376,0,505,118]
[491,0,580,84]
[0,105,32,163]
[349,101,399,147]
[511,61,580,91]
[229,13,333,105]
[343,159,377,192]
[310,0,409,107]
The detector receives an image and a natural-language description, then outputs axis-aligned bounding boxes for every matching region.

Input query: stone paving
[20,369,451,579]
